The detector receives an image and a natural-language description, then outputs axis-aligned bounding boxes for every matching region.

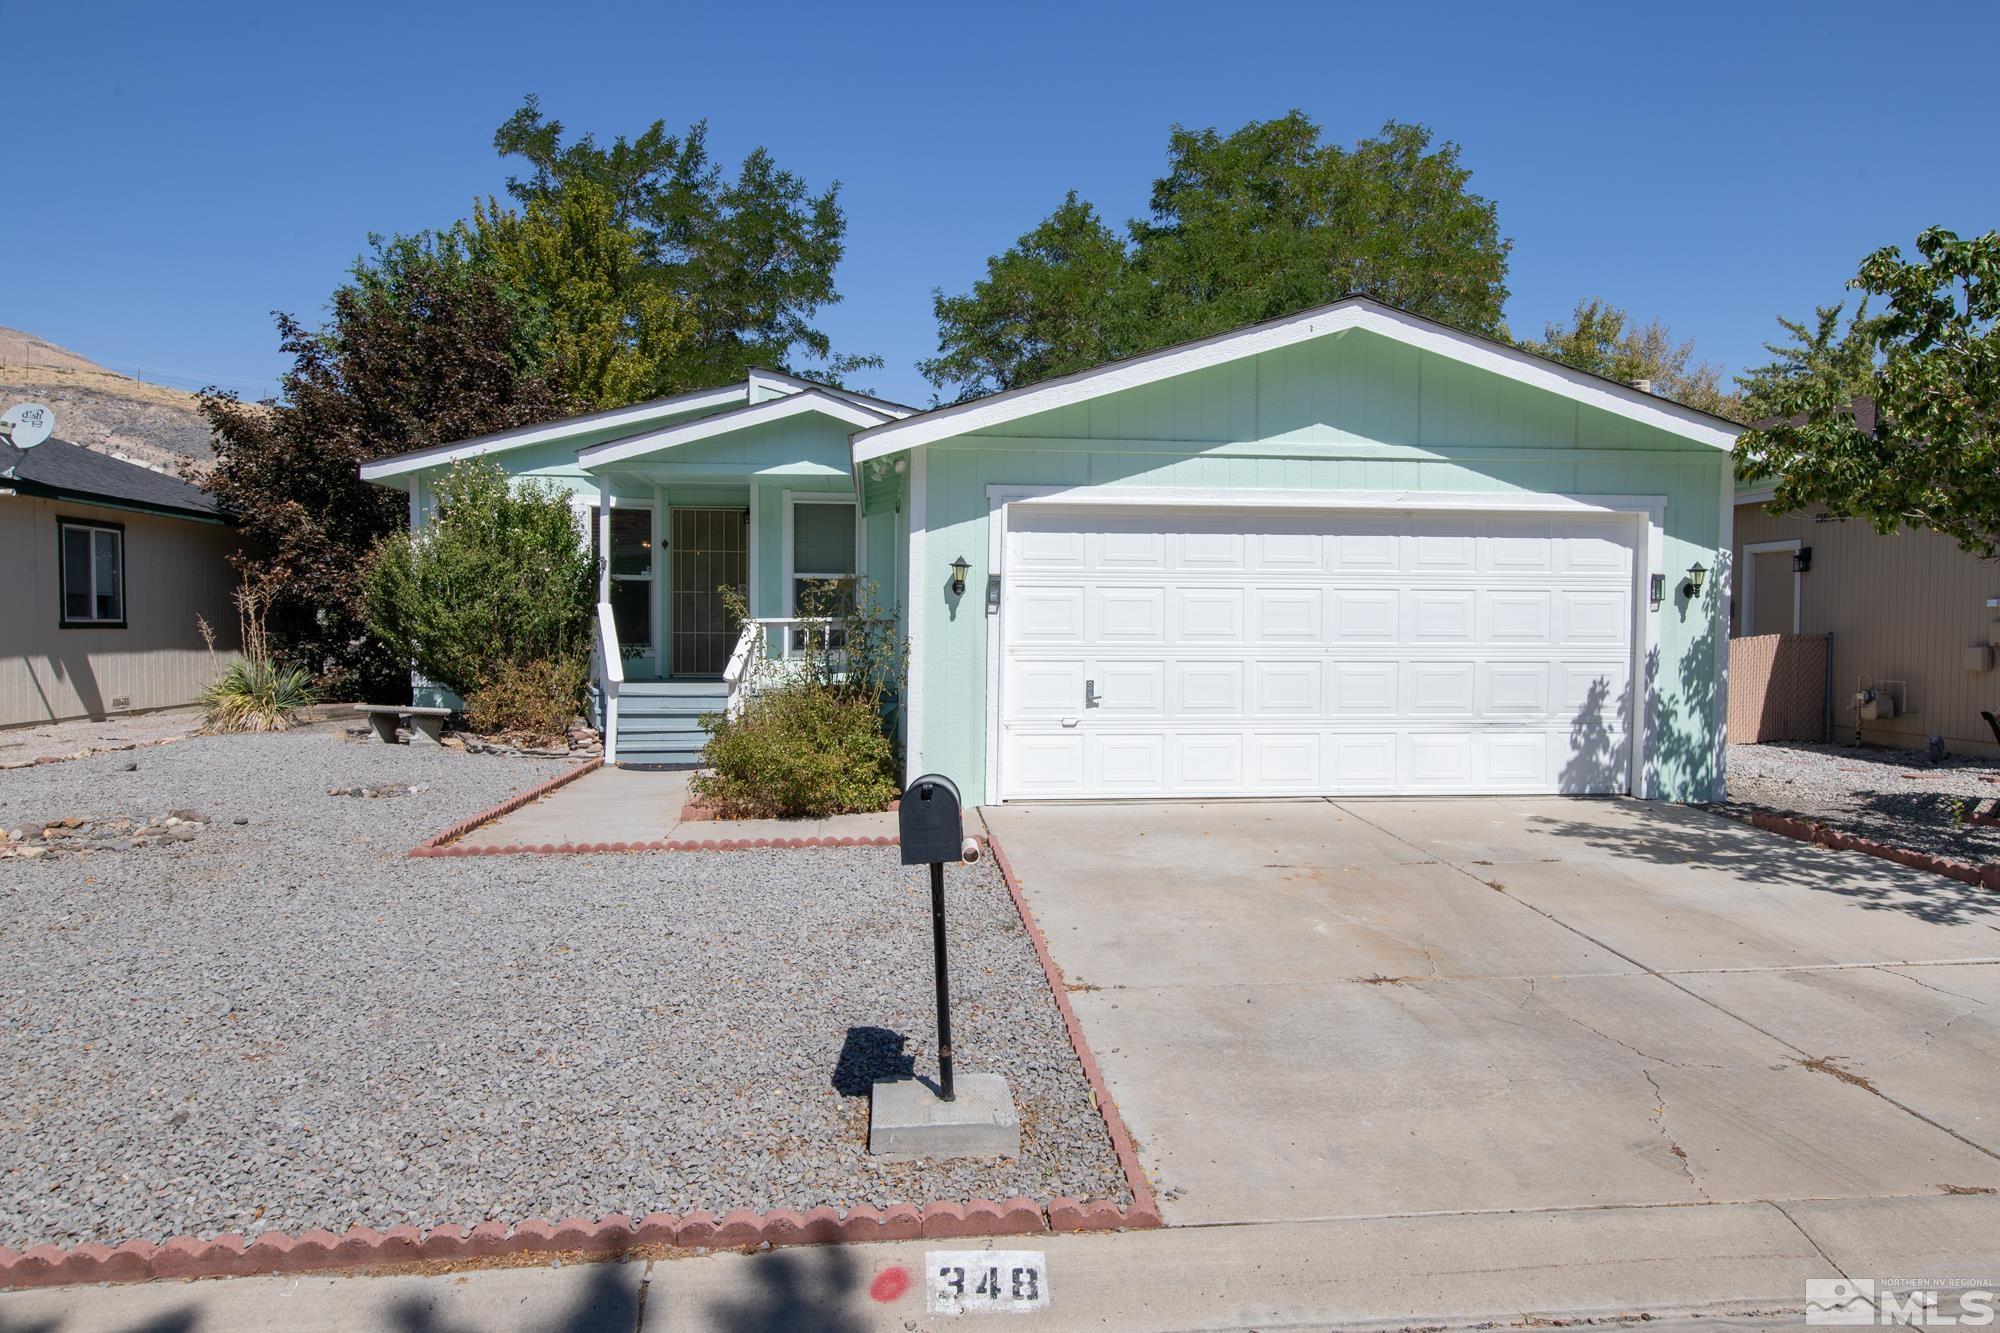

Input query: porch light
[949,556,971,597]
[1683,562,1708,599]
[1794,546,1812,574]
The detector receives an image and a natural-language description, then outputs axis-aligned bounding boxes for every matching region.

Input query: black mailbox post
[900,775,966,1100]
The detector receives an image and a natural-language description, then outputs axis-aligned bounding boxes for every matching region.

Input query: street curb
[978,811,1165,1231]
[1726,807,2000,891]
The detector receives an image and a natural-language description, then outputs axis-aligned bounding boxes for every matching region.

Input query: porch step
[605,681,727,767]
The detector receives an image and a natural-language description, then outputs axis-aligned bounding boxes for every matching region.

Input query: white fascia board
[746,366,915,419]
[577,391,892,469]
[1735,485,1777,506]
[359,383,746,482]
[851,297,1743,463]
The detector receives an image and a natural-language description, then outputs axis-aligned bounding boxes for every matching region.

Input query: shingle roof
[0,436,223,521]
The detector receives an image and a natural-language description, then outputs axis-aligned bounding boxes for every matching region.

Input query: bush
[201,658,316,733]
[464,657,588,745]
[362,461,595,705]
[690,686,900,818]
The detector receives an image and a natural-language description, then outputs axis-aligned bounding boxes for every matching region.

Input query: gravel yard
[1719,740,2000,861]
[0,730,1126,1250]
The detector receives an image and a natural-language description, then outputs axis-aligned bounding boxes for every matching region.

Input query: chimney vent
[1630,378,1654,395]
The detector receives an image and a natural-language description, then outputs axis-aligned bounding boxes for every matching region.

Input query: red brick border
[977,811,1164,1231]
[4,812,1152,1292]
[1728,808,2000,892]
[408,759,602,857]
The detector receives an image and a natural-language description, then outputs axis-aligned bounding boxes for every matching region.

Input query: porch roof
[577,388,892,481]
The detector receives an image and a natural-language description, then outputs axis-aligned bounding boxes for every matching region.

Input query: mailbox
[900,774,964,866]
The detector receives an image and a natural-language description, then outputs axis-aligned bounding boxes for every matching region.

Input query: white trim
[780,490,866,617]
[977,485,1668,803]
[904,448,926,783]
[359,383,745,481]
[1740,539,1802,637]
[747,487,762,618]
[1715,463,1736,800]
[1735,485,1777,507]
[580,391,891,469]
[853,297,1742,463]
[746,366,914,419]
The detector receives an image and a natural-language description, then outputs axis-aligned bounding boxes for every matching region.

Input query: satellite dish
[2,403,54,449]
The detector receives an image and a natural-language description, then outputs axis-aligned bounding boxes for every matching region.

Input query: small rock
[233,816,249,826]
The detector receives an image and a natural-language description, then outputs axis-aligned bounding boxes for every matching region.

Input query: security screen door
[670,508,749,676]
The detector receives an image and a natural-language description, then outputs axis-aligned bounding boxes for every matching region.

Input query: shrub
[199,589,317,732]
[691,685,900,818]
[362,460,595,706]
[464,657,588,745]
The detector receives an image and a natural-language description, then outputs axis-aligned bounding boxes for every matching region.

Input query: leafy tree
[1737,227,2000,554]
[923,114,1510,400]
[469,180,696,408]
[362,461,596,706]
[493,96,877,390]
[200,239,570,697]
[1525,298,1742,419]
[1736,300,1880,422]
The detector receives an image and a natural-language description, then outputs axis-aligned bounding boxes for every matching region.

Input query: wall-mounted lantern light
[1682,561,1708,599]
[1649,573,1666,610]
[1793,546,1812,574]
[949,556,971,597]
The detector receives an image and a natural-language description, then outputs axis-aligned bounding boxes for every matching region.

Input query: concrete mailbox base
[867,1073,1019,1160]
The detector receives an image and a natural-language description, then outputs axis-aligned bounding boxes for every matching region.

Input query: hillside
[0,328,222,475]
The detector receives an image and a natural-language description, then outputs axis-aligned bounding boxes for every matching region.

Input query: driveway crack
[1642,1068,1704,1197]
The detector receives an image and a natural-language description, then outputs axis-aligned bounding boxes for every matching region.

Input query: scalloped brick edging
[408,759,603,857]
[0,1194,1159,1290]
[1733,808,2000,892]
[416,832,903,857]
[976,811,1164,1230]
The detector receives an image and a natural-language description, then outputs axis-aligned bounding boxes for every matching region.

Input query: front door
[670,508,749,676]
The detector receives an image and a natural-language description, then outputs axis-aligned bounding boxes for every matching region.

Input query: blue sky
[7,1,1995,407]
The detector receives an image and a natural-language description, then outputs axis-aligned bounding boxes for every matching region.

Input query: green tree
[1526,298,1742,419]
[923,114,1510,400]
[1737,227,2000,554]
[362,461,596,705]
[1736,300,1880,421]
[493,96,877,391]
[200,240,570,697]
[469,180,696,408]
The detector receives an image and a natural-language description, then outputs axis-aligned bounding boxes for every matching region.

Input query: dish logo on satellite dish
[1,402,55,449]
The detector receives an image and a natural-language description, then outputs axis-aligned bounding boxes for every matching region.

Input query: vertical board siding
[1735,504,2000,756]
[1,498,242,726]
[914,329,1729,805]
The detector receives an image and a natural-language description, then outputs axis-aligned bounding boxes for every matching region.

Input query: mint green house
[361,297,1739,802]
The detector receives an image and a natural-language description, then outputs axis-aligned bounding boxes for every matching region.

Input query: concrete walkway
[4,1192,1994,1330]
[982,796,2000,1229]
[454,765,899,848]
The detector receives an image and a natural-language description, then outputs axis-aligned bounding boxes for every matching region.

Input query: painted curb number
[926,1250,1049,1314]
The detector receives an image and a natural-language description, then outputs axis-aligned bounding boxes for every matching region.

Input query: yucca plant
[199,585,317,733]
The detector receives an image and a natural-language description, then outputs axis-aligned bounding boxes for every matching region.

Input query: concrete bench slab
[354,704,452,746]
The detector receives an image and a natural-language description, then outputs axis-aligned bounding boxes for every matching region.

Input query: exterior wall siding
[0,496,241,727]
[1734,504,2000,756]
[911,330,1731,805]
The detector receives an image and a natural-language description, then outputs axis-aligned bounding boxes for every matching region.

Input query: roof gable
[852,296,1742,461]
[577,390,891,469]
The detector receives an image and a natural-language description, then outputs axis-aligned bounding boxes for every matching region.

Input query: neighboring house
[1734,399,2000,755]
[360,297,1736,803]
[0,435,239,727]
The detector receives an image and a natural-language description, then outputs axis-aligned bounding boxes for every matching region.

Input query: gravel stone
[1716,740,2000,861]
[0,730,1127,1248]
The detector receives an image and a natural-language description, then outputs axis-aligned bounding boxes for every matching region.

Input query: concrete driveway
[982,797,2000,1227]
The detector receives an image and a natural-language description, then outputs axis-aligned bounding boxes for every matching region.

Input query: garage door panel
[999,508,1639,799]
[1095,586,1166,642]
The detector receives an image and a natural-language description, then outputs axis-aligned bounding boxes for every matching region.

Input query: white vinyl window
[785,495,863,616]
[589,504,655,650]
[59,519,125,627]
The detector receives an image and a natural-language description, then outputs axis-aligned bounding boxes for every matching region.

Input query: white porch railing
[593,601,623,763]
[723,616,841,718]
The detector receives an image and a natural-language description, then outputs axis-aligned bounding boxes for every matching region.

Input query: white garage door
[997,506,1638,799]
